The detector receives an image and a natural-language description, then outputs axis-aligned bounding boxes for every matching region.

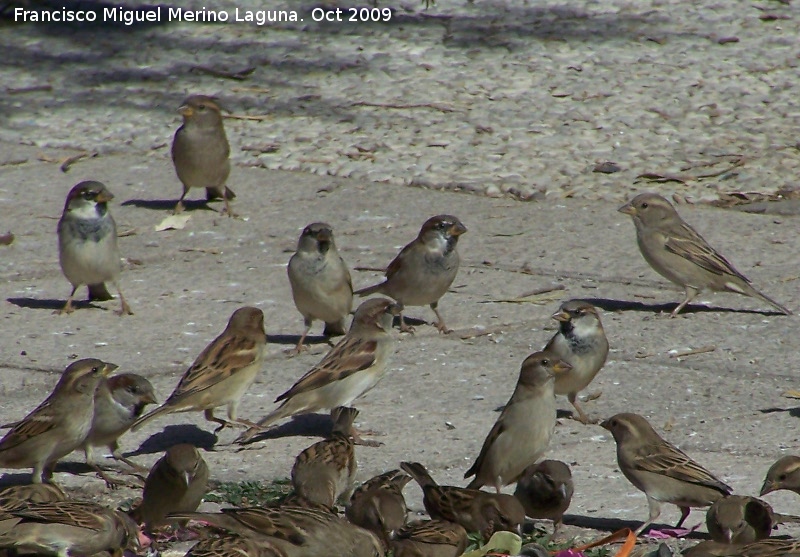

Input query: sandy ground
[1,1,800,555]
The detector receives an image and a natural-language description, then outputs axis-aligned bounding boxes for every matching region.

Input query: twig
[349,101,461,113]
[518,285,566,298]
[354,266,386,272]
[7,84,52,95]
[669,345,716,359]
[60,152,96,173]
[190,65,256,80]
[223,114,272,121]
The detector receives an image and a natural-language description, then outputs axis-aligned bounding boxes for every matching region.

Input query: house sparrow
[288,222,353,353]
[185,533,288,557]
[618,193,791,317]
[275,491,338,514]
[684,539,800,557]
[400,461,525,540]
[237,298,400,444]
[83,373,157,484]
[355,215,467,333]
[464,351,571,492]
[291,406,359,507]
[760,456,800,496]
[600,413,732,534]
[130,444,209,532]
[706,495,774,544]
[390,519,468,557]
[0,500,139,556]
[544,300,609,424]
[0,358,117,483]
[0,483,66,511]
[169,506,384,557]
[513,459,574,534]
[171,95,235,215]
[57,180,132,316]
[345,469,411,547]
[132,306,267,434]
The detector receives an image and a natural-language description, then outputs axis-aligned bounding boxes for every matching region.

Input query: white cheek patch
[69,202,100,220]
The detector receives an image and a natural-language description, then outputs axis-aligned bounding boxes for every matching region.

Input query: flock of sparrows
[0,93,795,557]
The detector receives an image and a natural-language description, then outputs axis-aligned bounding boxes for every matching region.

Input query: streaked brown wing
[665,222,749,282]
[275,337,377,402]
[0,401,58,452]
[634,442,731,494]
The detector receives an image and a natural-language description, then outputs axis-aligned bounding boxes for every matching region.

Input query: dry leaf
[154,214,191,231]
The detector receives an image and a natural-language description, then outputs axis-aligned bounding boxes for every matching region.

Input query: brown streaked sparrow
[346,469,411,547]
[514,459,574,535]
[706,495,774,544]
[390,519,468,557]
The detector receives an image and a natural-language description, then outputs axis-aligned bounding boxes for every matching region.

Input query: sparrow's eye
[91,366,100,373]
[641,202,649,209]
[779,474,787,481]
[541,358,550,366]
[198,104,206,111]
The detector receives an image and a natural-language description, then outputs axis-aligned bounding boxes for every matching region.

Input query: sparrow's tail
[400,461,437,489]
[164,511,243,533]
[354,282,385,297]
[235,403,294,444]
[323,319,347,337]
[742,283,792,316]
[130,404,174,432]
[88,283,113,301]
[331,406,359,436]
[205,186,237,201]
[464,477,483,490]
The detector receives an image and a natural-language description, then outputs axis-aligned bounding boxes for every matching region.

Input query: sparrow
[354,215,467,333]
[464,350,571,492]
[390,519,468,557]
[186,533,288,557]
[0,483,66,511]
[171,95,235,215]
[0,358,117,483]
[291,406,359,508]
[130,444,209,532]
[684,539,800,557]
[83,373,157,483]
[760,456,800,496]
[706,495,774,544]
[132,306,267,434]
[169,506,384,557]
[600,412,732,534]
[345,469,411,547]
[544,300,609,424]
[236,298,400,444]
[57,180,132,315]
[288,222,353,353]
[0,500,139,556]
[400,461,525,540]
[513,459,574,534]
[618,193,791,317]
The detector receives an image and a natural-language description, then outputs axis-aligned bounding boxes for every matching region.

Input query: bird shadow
[562,514,710,540]
[127,424,218,457]
[582,297,780,316]
[394,315,428,330]
[266,333,334,348]
[120,198,218,212]
[236,413,333,446]
[0,473,36,487]
[759,407,800,418]
[6,297,103,312]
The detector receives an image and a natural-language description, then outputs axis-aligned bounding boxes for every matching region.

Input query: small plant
[204,478,292,506]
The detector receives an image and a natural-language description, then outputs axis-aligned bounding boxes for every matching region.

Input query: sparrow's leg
[635,496,662,535]
[430,301,452,333]
[671,287,699,317]
[205,409,232,433]
[110,442,149,473]
[174,186,189,214]
[42,461,57,484]
[293,319,312,354]
[567,393,595,424]
[398,311,415,333]
[675,506,691,529]
[222,190,237,218]
[57,285,79,314]
[112,282,133,316]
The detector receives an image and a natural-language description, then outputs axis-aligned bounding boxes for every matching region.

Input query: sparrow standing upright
[355,215,467,333]
[131,444,209,532]
[132,307,267,434]
[601,413,732,534]
[346,469,411,547]
[288,222,353,353]
[171,95,235,215]
[57,180,132,315]
[237,298,400,444]
[83,373,157,479]
[513,459,574,534]
[760,456,800,496]
[618,193,791,317]
[544,300,609,424]
[291,406,359,508]
[464,351,571,492]
[0,358,116,483]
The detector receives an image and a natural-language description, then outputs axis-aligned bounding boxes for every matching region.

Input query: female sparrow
[544,300,609,424]
[83,372,157,483]
[0,483,66,511]
[131,443,209,532]
[171,95,235,215]
[619,193,791,317]
[0,358,117,483]
[601,412,732,534]
[390,519,468,557]
[464,351,571,492]
[57,180,132,315]
[132,306,267,434]
[513,459,574,535]
[401,461,525,541]
[355,215,467,333]
[291,406,359,507]
[760,456,800,496]
[346,469,411,547]
[288,222,353,353]
[186,533,288,557]
[706,495,774,544]
[237,298,400,444]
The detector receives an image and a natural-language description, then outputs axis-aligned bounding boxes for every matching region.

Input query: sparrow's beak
[178,104,193,118]
[618,202,636,215]
[102,362,120,376]
[182,471,193,488]
[388,302,403,317]
[316,229,332,243]
[552,310,571,323]
[599,418,611,431]
[552,360,572,374]
[143,392,158,405]
[760,481,776,496]
[449,222,467,236]
[95,190,114,204]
